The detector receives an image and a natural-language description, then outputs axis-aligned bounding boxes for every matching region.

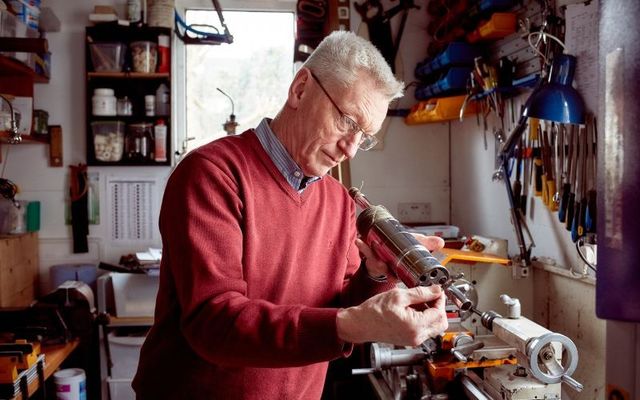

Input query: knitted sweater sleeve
[159,150,350,368]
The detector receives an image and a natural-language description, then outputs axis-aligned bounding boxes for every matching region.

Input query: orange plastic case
[467,12,517,42]
[405,95,478,124]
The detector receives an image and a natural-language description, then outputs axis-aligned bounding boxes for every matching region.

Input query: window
[182,9,295,152]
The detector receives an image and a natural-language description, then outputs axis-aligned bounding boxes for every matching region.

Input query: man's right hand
[336,285,448,346]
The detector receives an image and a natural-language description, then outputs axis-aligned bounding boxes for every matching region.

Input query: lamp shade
[524,54,586,124]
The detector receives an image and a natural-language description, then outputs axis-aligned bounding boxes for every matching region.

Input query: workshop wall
[3,0,169,292]
[349,0,451,224]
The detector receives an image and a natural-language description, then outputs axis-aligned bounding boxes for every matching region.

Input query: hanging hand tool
[559,125,575,223]
[564,125,578,229]
[574,123,590,240]
[521,135,531,215]
[354,0,419,73]
[585,115,597,233]
[512,138,524,214]
[552,123,564,211]
[530,119,543,197]
[570,126,586,241]
[543,124,558,211]
[540,122,551,207]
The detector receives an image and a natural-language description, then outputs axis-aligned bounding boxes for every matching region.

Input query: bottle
[155,83,170,116]
[144,95,155,116]
[154,119,167,162]
[157,35,170,73]
[127,0,141,23]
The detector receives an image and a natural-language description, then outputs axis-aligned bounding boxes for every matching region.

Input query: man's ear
[287,68,311,109]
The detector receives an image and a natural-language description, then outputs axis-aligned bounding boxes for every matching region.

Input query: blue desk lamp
[497,54,586,266]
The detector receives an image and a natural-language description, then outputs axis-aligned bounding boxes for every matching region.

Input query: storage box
[110,273,159,317]
[107,378,135,400]
[107,332,146,379]
[91,121,125,162]
[89,42,126,72]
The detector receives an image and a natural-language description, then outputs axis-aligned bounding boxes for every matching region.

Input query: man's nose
[338,135,359,159]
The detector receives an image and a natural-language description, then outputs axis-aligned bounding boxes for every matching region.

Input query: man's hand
[336,285,448,346]
[356,234,445,279]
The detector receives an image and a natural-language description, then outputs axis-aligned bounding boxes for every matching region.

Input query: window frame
[172,0,297,162]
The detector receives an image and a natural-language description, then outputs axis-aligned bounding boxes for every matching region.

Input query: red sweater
[133,130,395,399]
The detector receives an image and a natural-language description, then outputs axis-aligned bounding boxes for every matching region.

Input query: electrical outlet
[398,202,431,223]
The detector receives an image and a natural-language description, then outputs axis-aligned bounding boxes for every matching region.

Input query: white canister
[53,368,87,400]
[92,88,117,116]
[144,95,155,116]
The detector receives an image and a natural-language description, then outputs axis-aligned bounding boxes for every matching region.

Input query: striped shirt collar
[254,118,321,192]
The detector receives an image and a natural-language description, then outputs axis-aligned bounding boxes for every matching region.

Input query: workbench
[8,339,79,400]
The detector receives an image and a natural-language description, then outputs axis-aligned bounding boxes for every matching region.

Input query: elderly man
[133,31,447,400]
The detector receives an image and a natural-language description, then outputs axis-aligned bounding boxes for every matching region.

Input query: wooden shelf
[88,72,169,79]
[9,339,80,400]
[0,55,48,83]
[107,316,154,327]
[0,131,49,144]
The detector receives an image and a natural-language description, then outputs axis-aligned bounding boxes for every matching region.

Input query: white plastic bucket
[53,368,87,400]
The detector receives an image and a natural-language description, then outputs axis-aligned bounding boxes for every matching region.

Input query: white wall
[349,0,451,224]
[2,0,170,292]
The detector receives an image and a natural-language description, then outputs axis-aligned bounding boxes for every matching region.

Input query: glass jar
[127,123,154,161]
[116,96,133,116]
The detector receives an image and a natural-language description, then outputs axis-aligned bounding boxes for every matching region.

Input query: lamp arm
[496,115,534,265]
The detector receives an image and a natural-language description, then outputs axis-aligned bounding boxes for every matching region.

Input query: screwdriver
[565,125,578,231]
[571,126,586,241]
[585,115,597,233]
[530,119,543,197]
[558,125,573,223]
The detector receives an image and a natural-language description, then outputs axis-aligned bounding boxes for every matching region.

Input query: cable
[575,239,597,272]
[527,31,566,67]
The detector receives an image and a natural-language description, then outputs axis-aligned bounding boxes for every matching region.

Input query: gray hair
[302,31,404,101]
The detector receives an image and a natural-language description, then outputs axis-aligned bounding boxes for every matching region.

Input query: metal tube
[349,188,449,287]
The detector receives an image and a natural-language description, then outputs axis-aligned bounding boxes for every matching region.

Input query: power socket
[398,202,431,223]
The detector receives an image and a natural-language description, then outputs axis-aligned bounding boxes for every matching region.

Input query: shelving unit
[85,24,172,167]
[0,54,62,165]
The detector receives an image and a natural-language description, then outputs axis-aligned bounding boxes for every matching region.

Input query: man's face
[289,69,389,177]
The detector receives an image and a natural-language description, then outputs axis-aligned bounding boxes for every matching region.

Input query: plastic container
[107,332,146,378]
[91,120,125,162]
[156,34,170,73]
[53,368,86,400]
[110,272,159,317]
[148,0,175,28]
[130,41,158,73]
[49,264,97,292]
[92,88,117,116]
[107,378,135,400]
[89,42,126,72]
[405,95,478,125]
[415,42,482,79]
[153,119,167,162]
[154,83,169,116]
[415,67,473,100]
[144,95,155,116]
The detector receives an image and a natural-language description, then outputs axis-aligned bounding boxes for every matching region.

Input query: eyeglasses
[309,71,379,151]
